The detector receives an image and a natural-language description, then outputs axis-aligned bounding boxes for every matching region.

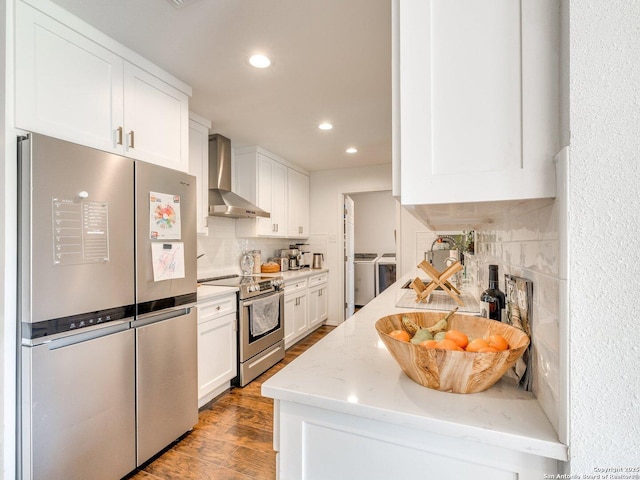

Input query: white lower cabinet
[276,401,557,480]
[284,272,329,349]
[307,274,328,329]
[284,279,308,349]
[197,293,237,407]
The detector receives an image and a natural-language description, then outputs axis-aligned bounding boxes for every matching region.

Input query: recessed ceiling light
[346,147,358,154]
[318,122,333,130]
[249,54,271,68]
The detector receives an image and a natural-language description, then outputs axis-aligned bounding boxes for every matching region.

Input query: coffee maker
[281,248,302,270]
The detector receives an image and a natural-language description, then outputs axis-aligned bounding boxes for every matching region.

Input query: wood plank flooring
[127,326,334,480]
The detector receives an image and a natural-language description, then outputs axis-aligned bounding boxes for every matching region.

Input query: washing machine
[354,253,379,307]
[375,253,397,295]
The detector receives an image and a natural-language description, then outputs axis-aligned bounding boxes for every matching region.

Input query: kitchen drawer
[284,278,308,295]
[308,273,328,287]
[197,293,237,324]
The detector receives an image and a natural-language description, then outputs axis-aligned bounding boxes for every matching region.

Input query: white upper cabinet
[15,0,191,172]
[15,1,124,154]
[188,113,212,235]
[393,0,559,229]
[287,168,310,239]
[256,153,287,236]
[122,63,189,170]
[235,146,309,239]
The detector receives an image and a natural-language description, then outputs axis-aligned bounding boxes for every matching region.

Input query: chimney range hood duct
[208,134,270,219]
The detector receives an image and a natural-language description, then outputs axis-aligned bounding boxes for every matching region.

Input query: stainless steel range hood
[208,134,270,218]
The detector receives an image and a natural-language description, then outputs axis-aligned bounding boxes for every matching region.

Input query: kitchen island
[261,273,567,480]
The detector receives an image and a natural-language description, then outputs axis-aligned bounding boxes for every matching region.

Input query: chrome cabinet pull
[129,130,135,149]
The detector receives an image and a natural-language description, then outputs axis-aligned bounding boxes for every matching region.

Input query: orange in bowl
[444,329,468,349]
[388,329,410,342]
[487,334,510,351]
[466,338,490,352]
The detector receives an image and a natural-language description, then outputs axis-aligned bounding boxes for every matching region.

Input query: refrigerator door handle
[132,306,194,328]
[46,321,130,350]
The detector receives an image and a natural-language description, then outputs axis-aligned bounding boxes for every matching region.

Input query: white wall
[309,164,392,324]
[351,190,396,254]
[567,0,640,471]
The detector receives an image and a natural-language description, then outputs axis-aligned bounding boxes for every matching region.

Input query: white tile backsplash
[196,217,294,279]
[474,198,561,436]
[196,218,330,279]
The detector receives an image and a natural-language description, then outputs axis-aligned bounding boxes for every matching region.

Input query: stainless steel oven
[238,288,284,386]
[200,275,285,387]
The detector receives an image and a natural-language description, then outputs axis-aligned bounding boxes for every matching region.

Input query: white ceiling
[50,0,392,172]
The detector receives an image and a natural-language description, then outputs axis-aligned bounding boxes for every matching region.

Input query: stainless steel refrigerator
[133,160,198,467]
[19,133,198,479]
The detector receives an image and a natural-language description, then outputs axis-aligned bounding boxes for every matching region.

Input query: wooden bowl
[375,311,530,394]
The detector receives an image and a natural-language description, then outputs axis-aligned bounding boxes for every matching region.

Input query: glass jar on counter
[252,250,261,274]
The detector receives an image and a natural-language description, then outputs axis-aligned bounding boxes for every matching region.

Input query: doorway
[343,190,397,320]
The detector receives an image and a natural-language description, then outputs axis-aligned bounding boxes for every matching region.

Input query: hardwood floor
[127,326,334,480]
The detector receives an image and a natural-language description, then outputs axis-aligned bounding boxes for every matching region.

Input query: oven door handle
[241,292,283,307]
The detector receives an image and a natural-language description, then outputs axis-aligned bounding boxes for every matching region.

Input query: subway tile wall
[196,217,328,279]
[474,199,561,435]
[196,217,293,279]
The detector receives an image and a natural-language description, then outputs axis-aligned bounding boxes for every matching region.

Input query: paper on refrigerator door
[151,242,185,281]
[149,191,182,240]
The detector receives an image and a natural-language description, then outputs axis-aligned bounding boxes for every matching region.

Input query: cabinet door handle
[116,126,123,145]
[319,290,323,297]
[129,130,135,149]
[299,226,303,234]
[216,305,221,311]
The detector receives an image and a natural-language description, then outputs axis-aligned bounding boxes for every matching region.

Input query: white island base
[262,273,567,480]
[275,399,557,480]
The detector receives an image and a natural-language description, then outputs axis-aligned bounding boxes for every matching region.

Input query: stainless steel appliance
[282,247,302,270]
[200,275,284,386]
[19,134,137,480]
[207,134,270,218]
[294,243,311,267]
[375,253,397,295]
[312,253,324,269]
[18,133,198,479]
[354,253,379,306]
[133,160,198,467]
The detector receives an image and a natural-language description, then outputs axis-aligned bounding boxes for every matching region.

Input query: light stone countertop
[196,285,238,302]
[261,271,568,461]
[260,267,328,281]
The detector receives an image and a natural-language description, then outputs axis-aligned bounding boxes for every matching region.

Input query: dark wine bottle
[480,264,505,321]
